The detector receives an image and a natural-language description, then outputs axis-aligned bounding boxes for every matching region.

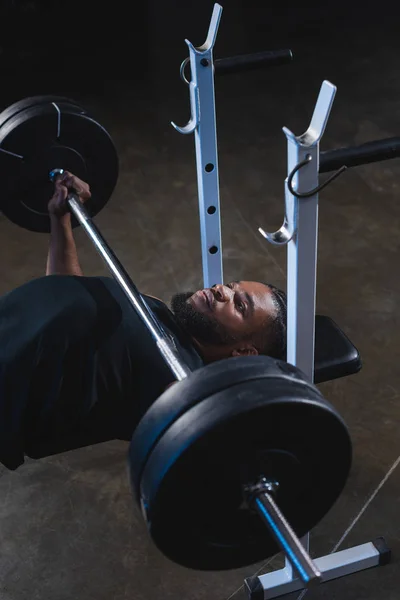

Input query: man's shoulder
[79,279,203,370]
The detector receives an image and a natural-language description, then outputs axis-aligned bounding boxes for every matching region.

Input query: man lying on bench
[0,172,287,471]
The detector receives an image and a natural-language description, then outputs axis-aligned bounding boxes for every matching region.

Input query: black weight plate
[134,372,352,570]
[0,96,84,130]
[0,100,118,232]
[130,355,314,496]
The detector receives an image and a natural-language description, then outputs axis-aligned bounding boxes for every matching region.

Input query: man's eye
[237,301,245,314]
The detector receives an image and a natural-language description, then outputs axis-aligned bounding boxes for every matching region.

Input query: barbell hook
[260,156,347,246]
[171,80,199,135]
[259,183,296,246]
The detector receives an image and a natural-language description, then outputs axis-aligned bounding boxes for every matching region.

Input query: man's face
[171,281,277,348]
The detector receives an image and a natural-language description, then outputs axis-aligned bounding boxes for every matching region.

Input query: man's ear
[231,345,259,357]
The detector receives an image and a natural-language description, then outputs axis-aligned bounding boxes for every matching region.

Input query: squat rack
[173,4,392,599]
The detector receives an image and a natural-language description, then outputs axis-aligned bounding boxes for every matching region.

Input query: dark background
[0,0,394,99]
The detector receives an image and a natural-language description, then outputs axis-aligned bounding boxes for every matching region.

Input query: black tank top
[0,275,204,469]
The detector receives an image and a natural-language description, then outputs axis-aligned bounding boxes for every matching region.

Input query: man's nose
[212,284,231,303]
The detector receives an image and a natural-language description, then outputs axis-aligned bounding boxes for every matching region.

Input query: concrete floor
[1,3,400,599]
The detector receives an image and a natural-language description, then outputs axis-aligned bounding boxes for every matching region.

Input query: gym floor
[0,2,399,599]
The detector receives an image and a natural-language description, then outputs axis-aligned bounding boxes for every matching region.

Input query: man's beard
[171,292,238,346]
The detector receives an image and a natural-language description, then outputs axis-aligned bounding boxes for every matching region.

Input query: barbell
[0,96,354,585]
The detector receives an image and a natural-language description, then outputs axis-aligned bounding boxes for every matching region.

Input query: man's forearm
[46,215,83,276]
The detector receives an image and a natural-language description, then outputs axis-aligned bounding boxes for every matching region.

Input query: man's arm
[46,214,83,276]
[46,172,91,276]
